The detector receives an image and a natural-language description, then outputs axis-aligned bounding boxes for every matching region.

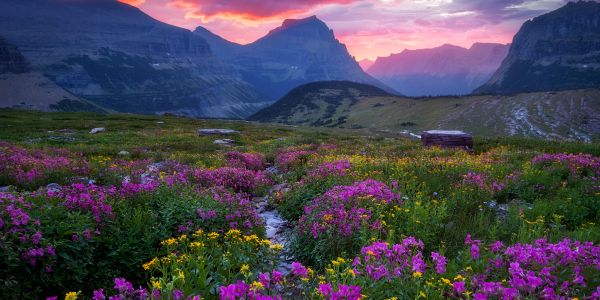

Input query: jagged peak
[194,26,212,33]
[266,15,328,36]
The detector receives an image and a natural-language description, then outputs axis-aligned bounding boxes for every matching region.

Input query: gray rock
[37,183,61,193]
[118,151,130,155]
[266,166,279,174]
[421,130,473,152]
[214,139,235,147]
[198,129,240,136]
[272,183,288,192]
[90,127,106,134]
[157,122,164,124]
[0,186,12,193]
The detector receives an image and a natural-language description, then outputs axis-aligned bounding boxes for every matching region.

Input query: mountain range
[366,43,510,96]
[474,1,600,94]
[193,16,399,100]
[0,0,272,118]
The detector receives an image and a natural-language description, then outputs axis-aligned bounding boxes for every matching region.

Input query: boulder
[163,112,177,117]
[118,151,130,155]
[214,139,235,147]
[272,183,288,192]
[421,130,473,152]
[197,129,240,136]
[37,183,62,193]
[90,127,106,134]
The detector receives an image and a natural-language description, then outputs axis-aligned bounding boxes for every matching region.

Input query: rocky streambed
[252,183,295,275]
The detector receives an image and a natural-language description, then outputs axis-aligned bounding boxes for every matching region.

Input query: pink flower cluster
[352,237,428,281]
[45,183,117,222]
[299,180,402,238]
[224,151,266,171]
[89,278,151,300]
[317,283,363,300]
[219,281,283,300]
[470,238,600,299]
[302,159,353,183]
[274,148,314,172]
[185,167,275,193]
[196,187,264,230]
[532,153,600,172]
[0,193,56,269]
[461,172,507,194]
[0,142,89,188]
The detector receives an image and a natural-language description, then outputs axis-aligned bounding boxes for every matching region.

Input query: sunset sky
[118,0,576,61]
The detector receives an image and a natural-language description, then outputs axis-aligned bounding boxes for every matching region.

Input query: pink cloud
[414,18,432,27]
[465,29,493,40]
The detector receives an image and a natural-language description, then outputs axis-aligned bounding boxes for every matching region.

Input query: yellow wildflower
[65,291,80,300]
[253,281,264,290]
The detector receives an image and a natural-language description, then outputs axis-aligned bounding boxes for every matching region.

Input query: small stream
[256,197,294,275]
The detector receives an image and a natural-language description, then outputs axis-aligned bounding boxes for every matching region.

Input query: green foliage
[145,230,281,299]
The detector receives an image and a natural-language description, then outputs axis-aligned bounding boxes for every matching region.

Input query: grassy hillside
[249,81,600,142]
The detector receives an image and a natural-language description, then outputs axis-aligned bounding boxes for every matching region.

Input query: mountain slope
[246,81,393,126]
[248,81,600,142]
[0,35,110,113]
[194,16,400,99]
[0,0,272,118]
[474,1,600,94]
[367,43,509,96]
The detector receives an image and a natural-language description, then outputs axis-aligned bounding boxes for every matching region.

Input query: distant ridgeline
[474,1,600,94]
[246,81,393,126]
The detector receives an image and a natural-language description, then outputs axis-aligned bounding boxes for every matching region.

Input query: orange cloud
[117,0,146,6]
[185,9,306,23]
[168,0,359,21]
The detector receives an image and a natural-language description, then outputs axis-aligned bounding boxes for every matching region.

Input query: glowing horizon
[118,0,579,61]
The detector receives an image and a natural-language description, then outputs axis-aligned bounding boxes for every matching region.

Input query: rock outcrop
[0,0,273,118]
[421,130,473,152]
[0,36,32,74]
[367,43,509,96]
[194,16,400,100]
[474,1,600,94]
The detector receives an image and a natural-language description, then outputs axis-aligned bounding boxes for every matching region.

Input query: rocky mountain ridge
[194,16,399,99]
[0,36,32,74]
[0,0,272,118]
[367,43,509,96]
[474,1,600,94]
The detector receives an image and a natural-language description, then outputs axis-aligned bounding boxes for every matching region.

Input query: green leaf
[58,252,70,260]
